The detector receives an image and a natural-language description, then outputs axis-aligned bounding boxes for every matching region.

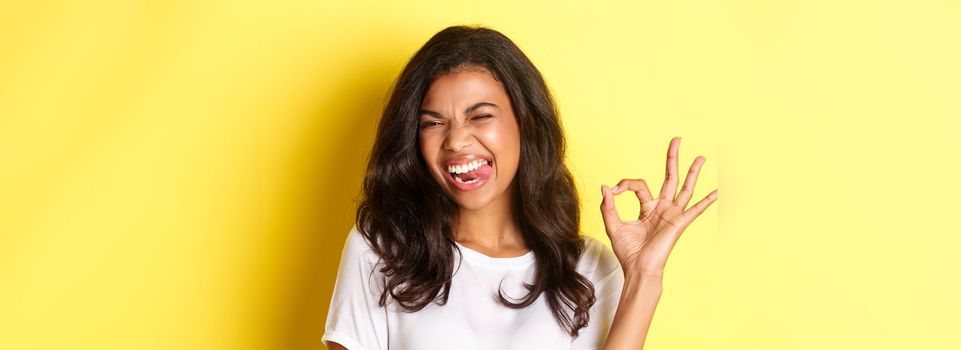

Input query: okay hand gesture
[600,137,718,278]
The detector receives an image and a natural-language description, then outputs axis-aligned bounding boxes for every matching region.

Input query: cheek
[479,123,521,168]
[481,122,519,150]
[419,133,437,154]
[419,135,443,175]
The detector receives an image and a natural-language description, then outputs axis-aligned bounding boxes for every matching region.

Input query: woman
[322,25,717,350]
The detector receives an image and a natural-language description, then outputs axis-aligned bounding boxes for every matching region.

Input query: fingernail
[611,185,619,192]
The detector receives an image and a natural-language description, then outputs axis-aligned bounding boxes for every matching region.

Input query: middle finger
[658,137,681,201]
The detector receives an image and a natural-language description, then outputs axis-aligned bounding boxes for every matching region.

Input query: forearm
[602,273,664,350]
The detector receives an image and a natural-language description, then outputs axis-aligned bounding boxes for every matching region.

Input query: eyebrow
[419,102,498,119]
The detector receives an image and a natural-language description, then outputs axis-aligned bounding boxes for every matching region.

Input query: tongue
[458,164,492,181]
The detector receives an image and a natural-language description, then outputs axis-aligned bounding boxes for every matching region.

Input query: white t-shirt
[322,225,624,350]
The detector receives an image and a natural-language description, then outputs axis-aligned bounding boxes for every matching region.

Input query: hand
[599,137,718,278]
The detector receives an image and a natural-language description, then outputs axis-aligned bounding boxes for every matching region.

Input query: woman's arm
[602,273,663,350]
[328,342,347,350]
[598,137,718,349]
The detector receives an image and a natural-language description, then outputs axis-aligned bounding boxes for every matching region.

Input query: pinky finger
[683,189,718,220]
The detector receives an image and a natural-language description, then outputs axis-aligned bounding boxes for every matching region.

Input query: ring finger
[675,156,706,209]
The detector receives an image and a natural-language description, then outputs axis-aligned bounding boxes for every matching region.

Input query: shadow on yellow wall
[277,50,394,350]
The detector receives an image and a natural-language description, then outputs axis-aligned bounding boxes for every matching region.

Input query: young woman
[322,25,717,350]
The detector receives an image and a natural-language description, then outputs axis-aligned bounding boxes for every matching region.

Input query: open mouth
[445,158,493,191]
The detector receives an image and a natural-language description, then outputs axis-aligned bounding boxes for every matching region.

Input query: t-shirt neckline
[453,241,535,267]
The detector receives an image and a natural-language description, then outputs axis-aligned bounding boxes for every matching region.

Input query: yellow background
[1,0,958,349]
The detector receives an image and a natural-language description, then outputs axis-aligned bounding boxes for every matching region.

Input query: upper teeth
[448,159,489,174]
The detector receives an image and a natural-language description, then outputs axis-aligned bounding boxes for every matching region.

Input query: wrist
[621,272,664,296]
[623,266,665,281]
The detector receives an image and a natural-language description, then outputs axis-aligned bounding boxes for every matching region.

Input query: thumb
[599,185,621,234]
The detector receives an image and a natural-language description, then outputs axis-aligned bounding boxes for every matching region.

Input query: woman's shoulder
[340,225,382,267]
[576,235,622,283]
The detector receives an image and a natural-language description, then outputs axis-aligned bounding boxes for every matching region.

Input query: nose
[442,119,473,152]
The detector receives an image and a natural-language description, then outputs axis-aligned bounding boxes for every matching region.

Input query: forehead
[421,68,509,109]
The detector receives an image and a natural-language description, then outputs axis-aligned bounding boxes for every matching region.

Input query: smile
[448,159,489,174]
[444,158,493,192]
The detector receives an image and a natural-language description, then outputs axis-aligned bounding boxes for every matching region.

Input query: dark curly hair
[355,25,595,337]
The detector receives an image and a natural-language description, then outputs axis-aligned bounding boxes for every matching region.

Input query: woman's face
[418,67,521,211]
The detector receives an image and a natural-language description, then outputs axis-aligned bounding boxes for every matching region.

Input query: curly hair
[355,25,595,337]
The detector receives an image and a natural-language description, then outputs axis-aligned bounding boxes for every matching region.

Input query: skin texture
[417,67,527,257]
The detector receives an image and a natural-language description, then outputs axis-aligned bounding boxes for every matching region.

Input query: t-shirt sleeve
[570,236,625,350]
[321,225,389,350]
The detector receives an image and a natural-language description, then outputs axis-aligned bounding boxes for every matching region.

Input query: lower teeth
[454,176,480,184]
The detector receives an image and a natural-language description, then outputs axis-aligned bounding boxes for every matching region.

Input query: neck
[453,186,526,254]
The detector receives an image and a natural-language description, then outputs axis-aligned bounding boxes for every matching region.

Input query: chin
[445,182,510,212]
[451,194,495,211]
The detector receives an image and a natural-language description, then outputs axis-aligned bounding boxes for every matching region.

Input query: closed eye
[472,114,493,120]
